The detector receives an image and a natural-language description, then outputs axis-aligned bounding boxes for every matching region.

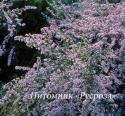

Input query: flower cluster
[1,0,125,115]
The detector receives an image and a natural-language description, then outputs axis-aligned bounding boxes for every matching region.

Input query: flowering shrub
[1,0,125,116]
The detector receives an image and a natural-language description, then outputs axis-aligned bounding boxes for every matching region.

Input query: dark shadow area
[0,41,39,82]
[18,9,49,35]
[0,7,48,82]
[15,42,38,77]
[0,26,8,43]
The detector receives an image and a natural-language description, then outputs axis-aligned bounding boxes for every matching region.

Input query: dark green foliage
[12,0,53,10]
[115,112,121,116]
[0,83,5,98]
[26,0,52,10]
[108,0,121,3]
[61,0,77,4]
